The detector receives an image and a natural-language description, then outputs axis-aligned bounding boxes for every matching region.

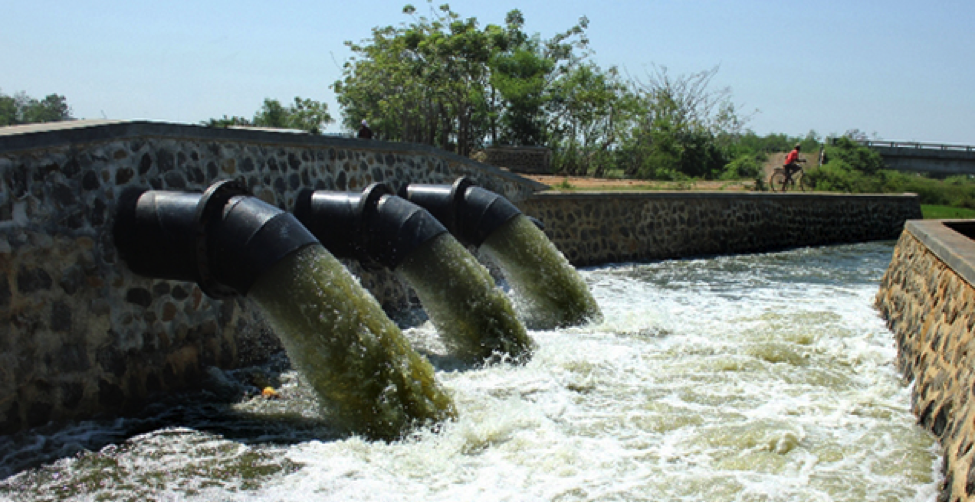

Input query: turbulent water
[481,215,603,329]
[396,233,534,363]
[0,242,941,501]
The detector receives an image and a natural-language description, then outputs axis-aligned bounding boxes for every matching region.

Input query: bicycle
[768,160,810,192]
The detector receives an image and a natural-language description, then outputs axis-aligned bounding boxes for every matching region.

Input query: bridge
[856,139,975,176]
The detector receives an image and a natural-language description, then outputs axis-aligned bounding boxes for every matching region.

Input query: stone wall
[519,191,921,266]
[876,220,975,502]
[484,146,551,174]
[0,120,542,434]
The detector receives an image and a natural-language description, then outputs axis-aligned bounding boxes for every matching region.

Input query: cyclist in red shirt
[783,144,805,176]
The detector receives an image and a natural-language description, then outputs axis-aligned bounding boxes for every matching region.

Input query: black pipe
[293,183,449,270]
[114,179,318,298]
[397,177,528,248]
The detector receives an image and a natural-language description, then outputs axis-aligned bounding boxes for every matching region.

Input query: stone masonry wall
[519,191,921,266]
[0,120,541,434]
[876,221,975,502]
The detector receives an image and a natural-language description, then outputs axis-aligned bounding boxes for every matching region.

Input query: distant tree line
[0,89,73,126]
[203,97,333,134]
[331,2,764,180]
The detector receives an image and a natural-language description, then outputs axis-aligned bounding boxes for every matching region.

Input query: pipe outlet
[114,179,318,298]
[293,183,448,270]
[397,177,525,247]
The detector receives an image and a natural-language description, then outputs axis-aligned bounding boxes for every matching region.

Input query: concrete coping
[905,219,975,288]
[0,119,547,193]
[529,190,920,201]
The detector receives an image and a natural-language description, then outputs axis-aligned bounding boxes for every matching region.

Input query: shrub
[720,153,763,180]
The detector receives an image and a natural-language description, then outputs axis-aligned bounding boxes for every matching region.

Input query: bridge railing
[854,139,975,152]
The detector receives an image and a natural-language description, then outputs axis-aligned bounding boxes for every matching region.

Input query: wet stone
[97,343,127,378]
[115,167,134,185]
[145,372,162,395]
[17,266,52,293]
[58,342,90,372]
[50,300,72,332]
[0,275,10,308]
[125,287,152,307]
[82,170,100,190]
[60,382,85,409]
[26,401,53,428]
[163,170,187,189]
[157,149,174,172]
[151,282,171,296]
[189,166,205,184]
[97,379,124,409]
[138,153,152,175]
[90,197,107,226]
[52,182,77,208]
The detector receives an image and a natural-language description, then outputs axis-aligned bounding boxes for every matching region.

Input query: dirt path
[522,174,755,191]
[518,155,792,191]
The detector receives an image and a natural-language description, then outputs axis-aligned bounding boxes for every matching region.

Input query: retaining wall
[877,220,975,501]
[484,145,551,174]
[0,120,922,436]
[519,191,920,266]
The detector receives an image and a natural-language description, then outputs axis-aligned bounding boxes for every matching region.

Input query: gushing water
[0,242,940,501]
[480,214,602,328]
[247,243,455,440]
[396,233,533,363]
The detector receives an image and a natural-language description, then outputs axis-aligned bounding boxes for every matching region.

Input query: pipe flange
[355,183,395,270]
[448,177,476,237]
[194,179,250,299]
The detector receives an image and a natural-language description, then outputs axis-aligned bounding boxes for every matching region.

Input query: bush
[720,153,763,180]
[824,137,885,175]
[804,160,883,193]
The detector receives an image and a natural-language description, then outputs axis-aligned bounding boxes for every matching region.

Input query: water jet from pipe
[399,177,602,329]
[294,183,533,363]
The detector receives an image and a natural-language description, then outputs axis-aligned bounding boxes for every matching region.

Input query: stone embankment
[877,220,975,502]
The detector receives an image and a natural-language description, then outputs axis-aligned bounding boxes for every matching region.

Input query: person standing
[357,119,373,139]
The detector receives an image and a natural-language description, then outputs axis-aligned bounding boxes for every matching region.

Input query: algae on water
[249,244,455,440]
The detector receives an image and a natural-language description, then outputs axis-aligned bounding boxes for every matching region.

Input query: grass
[921,205,975,220]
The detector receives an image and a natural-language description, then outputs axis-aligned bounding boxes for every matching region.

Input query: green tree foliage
[0,89,73,126]
[803,136,889,193]
[550,63,638,176]
[333,2,590,156]
[203,97,332,134]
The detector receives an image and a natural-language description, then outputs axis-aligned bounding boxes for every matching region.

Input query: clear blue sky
[4,0,974,144]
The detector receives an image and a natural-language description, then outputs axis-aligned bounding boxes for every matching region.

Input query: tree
[620,65,749,179]
[333,2,591,155]
[548,63,638,176]
[0,89,73,126]
[204,97,332,134]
